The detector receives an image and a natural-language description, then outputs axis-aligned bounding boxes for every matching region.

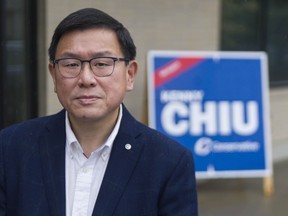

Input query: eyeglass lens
[57,57,116,78]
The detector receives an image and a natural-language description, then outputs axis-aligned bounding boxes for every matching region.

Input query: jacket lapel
[92,106,144,216]
[39,110,66,216]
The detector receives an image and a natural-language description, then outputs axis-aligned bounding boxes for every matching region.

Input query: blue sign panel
[147,51,272,178]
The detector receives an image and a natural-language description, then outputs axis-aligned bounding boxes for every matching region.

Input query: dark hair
[48,8,136,61]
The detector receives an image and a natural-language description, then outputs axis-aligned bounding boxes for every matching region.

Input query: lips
[75,95,100,104]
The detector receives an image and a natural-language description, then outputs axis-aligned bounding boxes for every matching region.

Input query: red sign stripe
[154,57,203,88]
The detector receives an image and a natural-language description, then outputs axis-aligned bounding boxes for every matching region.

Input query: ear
[49,63,57,93]
[126,60,138,91]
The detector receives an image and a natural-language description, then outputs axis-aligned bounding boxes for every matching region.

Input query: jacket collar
[40,106,144,216]
[40,110,66,216]
[92,105,145,215]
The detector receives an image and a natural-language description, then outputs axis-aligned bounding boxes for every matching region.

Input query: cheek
[55,80,74,99]
[105,77,127,98]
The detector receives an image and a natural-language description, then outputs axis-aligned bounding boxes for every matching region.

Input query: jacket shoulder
[0,110,65,144]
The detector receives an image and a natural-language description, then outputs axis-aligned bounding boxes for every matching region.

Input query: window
[221,0,288,86]
[0,0,38,128]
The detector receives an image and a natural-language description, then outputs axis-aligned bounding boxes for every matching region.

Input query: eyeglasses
[52,57,130,78]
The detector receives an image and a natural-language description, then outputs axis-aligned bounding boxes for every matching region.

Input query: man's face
[49,28,137,124]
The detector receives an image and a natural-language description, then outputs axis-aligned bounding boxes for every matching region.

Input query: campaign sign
[147,51,272,178]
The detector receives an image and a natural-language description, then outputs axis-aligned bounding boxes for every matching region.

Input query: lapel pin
[125,143,132,150]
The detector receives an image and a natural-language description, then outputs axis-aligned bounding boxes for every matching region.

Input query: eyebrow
[58,51,116,59]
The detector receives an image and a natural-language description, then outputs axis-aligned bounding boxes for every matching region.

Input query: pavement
[197,159,288,216]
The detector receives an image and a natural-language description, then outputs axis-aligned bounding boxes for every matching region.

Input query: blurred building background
[1,0,287,215]
[0,0,288,160]
[0,0,288,161]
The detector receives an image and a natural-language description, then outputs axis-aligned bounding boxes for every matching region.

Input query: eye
[92,58,114,68]
[59,59,80,68]
[65,63,79,69]
[96,62,110,67]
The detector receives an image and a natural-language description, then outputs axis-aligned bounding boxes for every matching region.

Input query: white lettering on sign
[161,101,259,136]
[159,61,181,78]
[160,90,204,102]
[161,102,188,136]
[194,137,260,156]
[190,101,217,136]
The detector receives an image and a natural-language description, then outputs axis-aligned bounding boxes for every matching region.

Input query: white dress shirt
[65,105,122,216]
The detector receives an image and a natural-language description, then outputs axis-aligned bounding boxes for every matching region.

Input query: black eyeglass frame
[52,56,131,78]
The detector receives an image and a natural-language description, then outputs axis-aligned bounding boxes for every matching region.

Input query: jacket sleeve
[158,149,198,216]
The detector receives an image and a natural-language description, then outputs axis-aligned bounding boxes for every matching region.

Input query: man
[0,8,198,216]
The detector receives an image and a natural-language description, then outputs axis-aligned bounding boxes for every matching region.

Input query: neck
[68,108,120,157]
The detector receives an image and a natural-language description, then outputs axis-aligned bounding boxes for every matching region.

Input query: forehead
[55,28,122,58]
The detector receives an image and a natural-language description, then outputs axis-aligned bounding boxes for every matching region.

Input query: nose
[78,62,97,87]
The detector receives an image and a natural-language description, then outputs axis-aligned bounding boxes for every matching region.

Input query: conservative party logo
[194,137,260,157]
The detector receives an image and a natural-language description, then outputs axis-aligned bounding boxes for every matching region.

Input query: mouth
[75,95,100,105]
